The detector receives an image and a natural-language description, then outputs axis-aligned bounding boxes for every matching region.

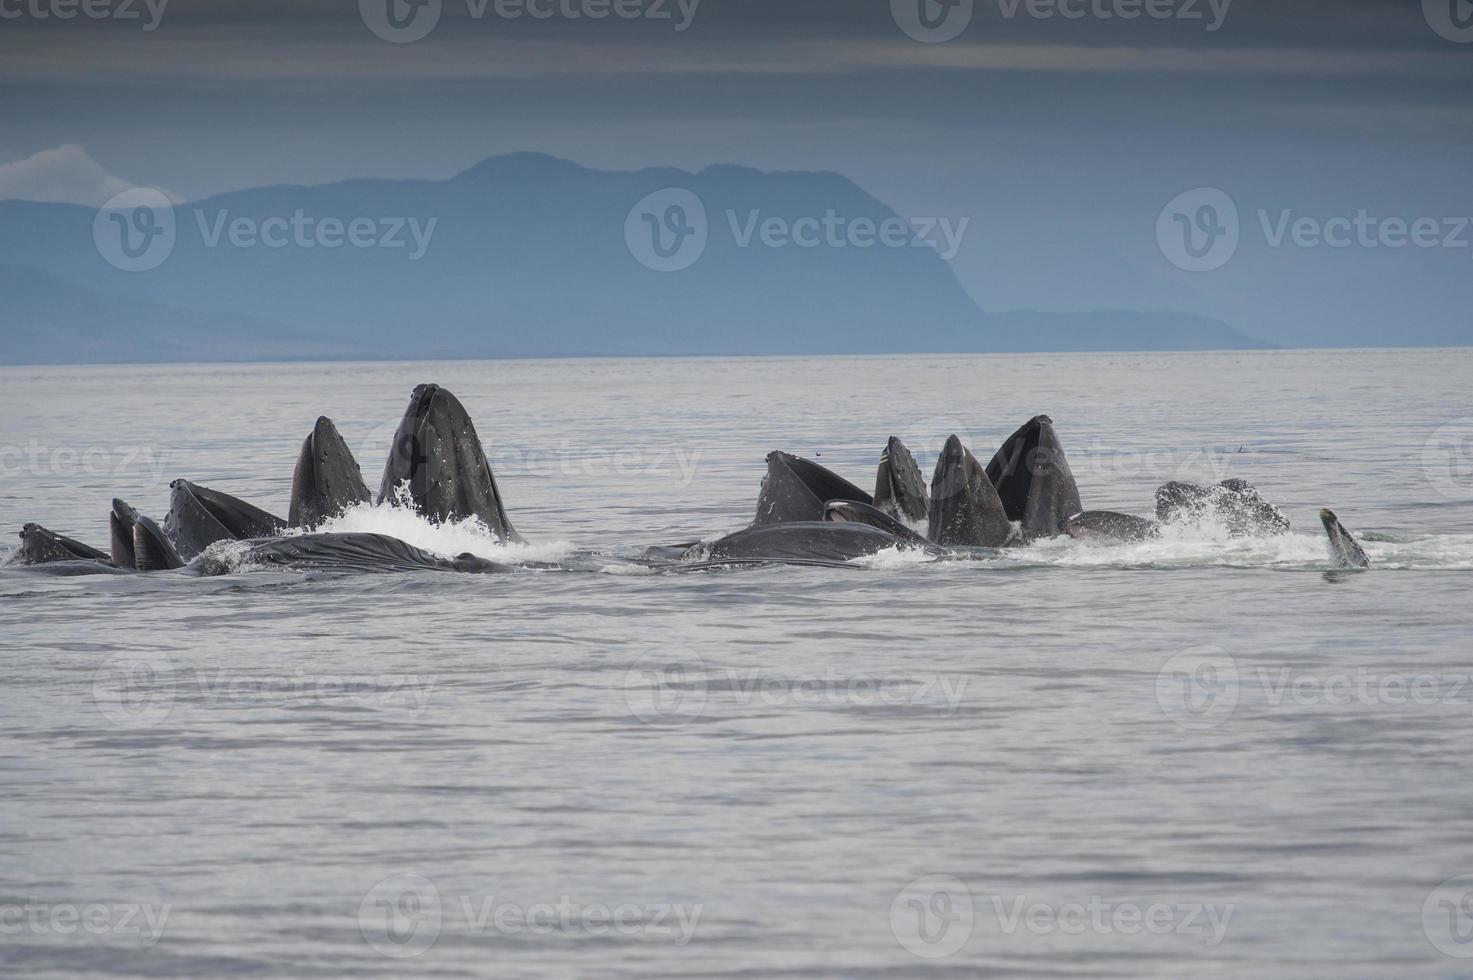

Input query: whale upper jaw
[928,435,1011,548]
[290,416,372,530]
[379,384,523,544]
[1319,508,1371,569]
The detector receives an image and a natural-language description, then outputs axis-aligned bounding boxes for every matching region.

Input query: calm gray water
[2,350,1472,978]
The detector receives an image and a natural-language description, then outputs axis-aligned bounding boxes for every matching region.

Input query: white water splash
[1020,516,1473,571]
[309,500,579,564]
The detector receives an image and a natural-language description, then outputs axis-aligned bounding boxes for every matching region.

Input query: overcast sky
[2,0,1471,346]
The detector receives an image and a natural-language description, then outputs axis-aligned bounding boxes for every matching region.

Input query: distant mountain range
[0,152,1267,364]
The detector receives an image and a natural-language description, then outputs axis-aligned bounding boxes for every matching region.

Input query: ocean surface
[2,349,1472,978]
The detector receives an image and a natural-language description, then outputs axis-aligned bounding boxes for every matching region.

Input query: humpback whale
[690,521,911,565]
[873,437,929,524]
[1156,480,1289,536]
[290,416,372,530]
[985,415,1082,541]
[199,533,516,576]
[380,384,522,543]
[10,524,112,567]
[753,451,872,526]
[1060,511,1161,543]
[109,499,140,569]
[929,435,1011,547]
[165,480,286,561]
[1320,509,1371,569]
[823,500,934,549]
[133,514,186,571]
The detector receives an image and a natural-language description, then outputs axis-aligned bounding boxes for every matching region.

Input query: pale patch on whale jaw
[1319,509,1371,569]
[873,436,930,524]
[823,499,934,550]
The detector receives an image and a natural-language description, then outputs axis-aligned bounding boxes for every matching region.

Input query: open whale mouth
[752,451,872,526]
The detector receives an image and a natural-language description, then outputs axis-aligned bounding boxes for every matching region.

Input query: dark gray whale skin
[133,513,186,571]
[198,533,517,576]
[290,417,372,530]
[165,480,287,561]
[752,451,872,526]
[985,415,1083,542]
[1155,480,1290,537]
[823,500,934,550]
[1319,509,1370,569]
[379,384,522,543]
[929,435,1012,548]
[687,521,910,565]
[873,437,929,523]
[1061,511,1161,543]
[10,523,113,567]
[109,498,140,569]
